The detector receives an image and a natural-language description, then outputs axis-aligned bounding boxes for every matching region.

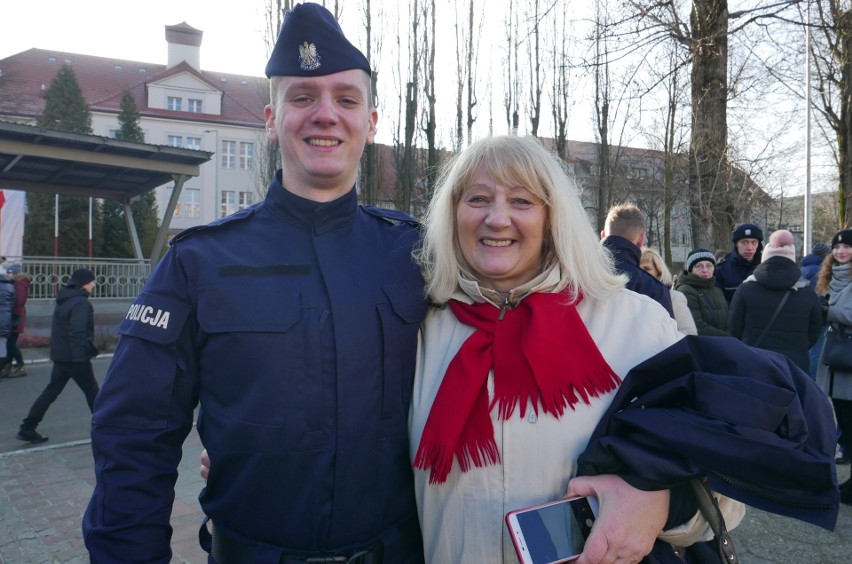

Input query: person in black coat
[16,268,100,443]
[728,230,822,373]
[716,222,764,303]
[601,203,674,317]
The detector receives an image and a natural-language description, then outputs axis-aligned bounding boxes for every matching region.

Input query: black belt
[211,526,382,564]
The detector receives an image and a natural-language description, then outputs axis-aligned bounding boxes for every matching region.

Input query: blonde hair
[416,135,626,304]
[640,247,673,287]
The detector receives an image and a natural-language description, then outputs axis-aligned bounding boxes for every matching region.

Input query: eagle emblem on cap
[745,229,752,235]
[299,41,321,71]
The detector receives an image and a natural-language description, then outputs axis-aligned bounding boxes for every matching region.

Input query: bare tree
[504,1,521,134]
[810,0,852,227]
[627,0,801,249]
[527,0,545,137]
[549,1,572,160]
[422,0,438,200]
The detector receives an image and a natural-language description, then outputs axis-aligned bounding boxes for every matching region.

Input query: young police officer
[83,4,427,563]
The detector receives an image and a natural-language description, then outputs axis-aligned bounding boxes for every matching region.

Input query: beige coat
[409,273,744,563]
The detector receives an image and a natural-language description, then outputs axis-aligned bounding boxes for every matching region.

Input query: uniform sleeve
[83,246,199,564]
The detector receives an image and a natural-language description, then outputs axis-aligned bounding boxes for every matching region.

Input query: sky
[1,0,271,77]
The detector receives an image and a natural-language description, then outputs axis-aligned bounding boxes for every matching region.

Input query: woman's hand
[200,448,210,482]
[566,474,669,564]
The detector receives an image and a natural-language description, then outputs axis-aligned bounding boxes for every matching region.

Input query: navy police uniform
[83,174,428,563]
[715,223,764,303]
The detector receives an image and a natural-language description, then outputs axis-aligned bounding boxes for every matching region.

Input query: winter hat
[732,223,763,243]
[265,3,371,79]
[761,229,796,263]
[6,263,21,274]
[812,242,831,257]
[685,248,716,273]
[831,229,852,248]
[69,268,95,287]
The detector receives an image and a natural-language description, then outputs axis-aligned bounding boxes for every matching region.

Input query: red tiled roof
[0,48,267,128]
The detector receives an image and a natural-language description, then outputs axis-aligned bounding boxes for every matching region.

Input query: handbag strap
[689,479,739,564]
[752,290,791,348]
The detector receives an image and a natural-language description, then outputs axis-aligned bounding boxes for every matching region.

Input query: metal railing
[6,256,151,300]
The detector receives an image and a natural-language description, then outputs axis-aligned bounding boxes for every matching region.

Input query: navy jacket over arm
[577,335,839,531]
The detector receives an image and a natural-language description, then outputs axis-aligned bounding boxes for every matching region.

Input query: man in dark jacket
[716,222,764,303]
[16,268,99,443]
[728,230,822,372]
[601,203,674,316]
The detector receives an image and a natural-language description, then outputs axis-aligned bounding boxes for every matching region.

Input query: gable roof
[0,48,268,127]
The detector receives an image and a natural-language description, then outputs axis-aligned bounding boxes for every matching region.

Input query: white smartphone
[505,496,598,564]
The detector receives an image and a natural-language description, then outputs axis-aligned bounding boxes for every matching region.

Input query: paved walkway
[1,436,850,563]
[1,349,851,562]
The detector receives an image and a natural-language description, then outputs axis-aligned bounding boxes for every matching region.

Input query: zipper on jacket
[498,296,511,320]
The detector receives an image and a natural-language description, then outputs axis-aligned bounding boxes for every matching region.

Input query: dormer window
[168,96,183,111]
[188,99,203,113]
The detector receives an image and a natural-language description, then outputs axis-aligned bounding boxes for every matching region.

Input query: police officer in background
[83,4,427,563]
[715,222,764,303]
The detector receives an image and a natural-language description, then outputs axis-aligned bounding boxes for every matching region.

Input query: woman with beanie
[728,230,822,373]
[674,249,730,335]
[816,228,852,502]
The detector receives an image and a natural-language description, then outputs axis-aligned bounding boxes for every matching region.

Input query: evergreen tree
[117,90,144,142]
[26,64,99,257]
[100,91,160,258]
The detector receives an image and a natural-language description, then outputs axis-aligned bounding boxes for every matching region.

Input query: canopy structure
[0,121,211,266]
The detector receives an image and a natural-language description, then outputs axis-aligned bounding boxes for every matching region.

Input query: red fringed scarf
[413,291,620,484]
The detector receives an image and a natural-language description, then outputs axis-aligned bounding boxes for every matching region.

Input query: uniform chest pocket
[378,284,427,421]
[196,285,325,437]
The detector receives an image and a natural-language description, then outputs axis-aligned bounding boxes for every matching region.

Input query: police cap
[265,2,371,79]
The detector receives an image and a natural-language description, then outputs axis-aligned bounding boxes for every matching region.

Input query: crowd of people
[1,3,846,564]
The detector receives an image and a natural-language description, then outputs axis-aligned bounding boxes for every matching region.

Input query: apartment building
[0,22,269,239]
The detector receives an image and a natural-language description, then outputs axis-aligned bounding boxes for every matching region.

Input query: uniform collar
[265,170,357,233]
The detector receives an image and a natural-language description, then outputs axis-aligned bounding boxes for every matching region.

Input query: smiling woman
[409,135,745,563]
[455,170,547,293]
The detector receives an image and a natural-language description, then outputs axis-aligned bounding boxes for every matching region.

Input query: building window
[167,135,183,147]
[222,140,236,169]
[108,129,118,139]
[167,96,183,111]
[173,188,201,218]
[239,142,254,170]
[185,136,202,150]
[188,98,203,113]
[220,190,236,217]
[239,191,254,210]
